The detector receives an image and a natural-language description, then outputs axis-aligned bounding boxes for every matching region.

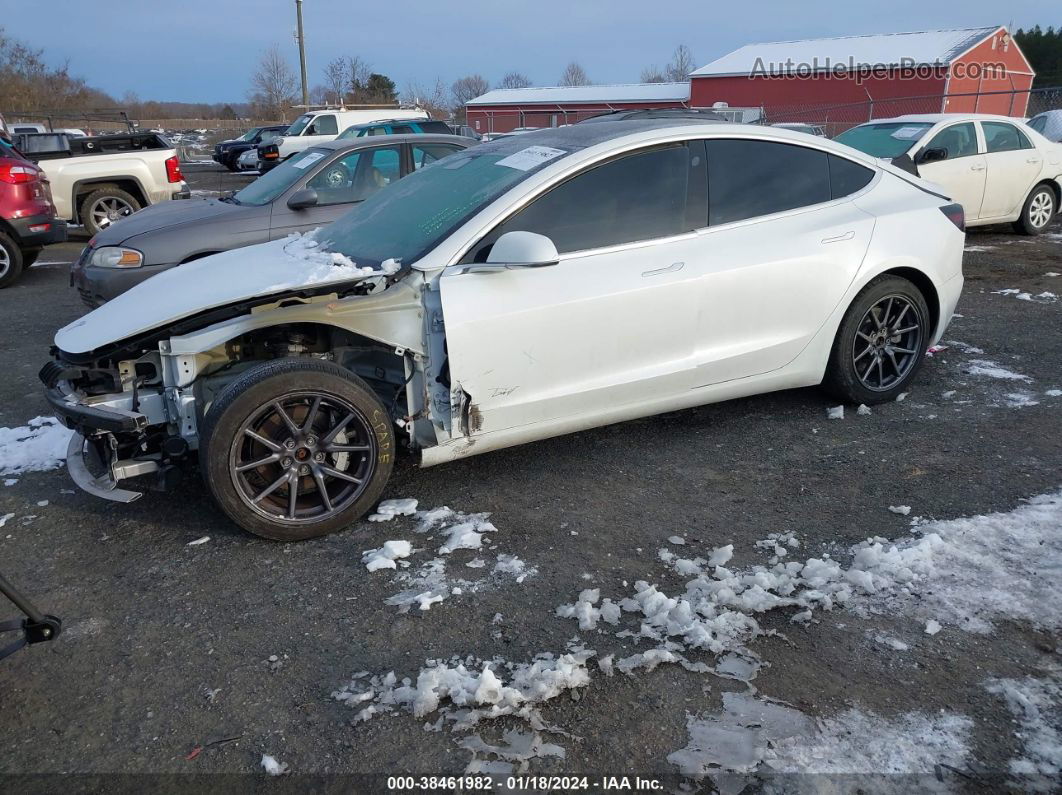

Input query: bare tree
[249,44,297,119]
[322,57,347,104]
[497,71,531,89]
[560,61,590,86]
[402,78,451,118]
[640,65,667,83]
[346,56,372,102]
[451,74,490,105]
[665,45,696,82]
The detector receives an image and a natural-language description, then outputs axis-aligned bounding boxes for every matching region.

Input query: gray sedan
[71,134,472,306]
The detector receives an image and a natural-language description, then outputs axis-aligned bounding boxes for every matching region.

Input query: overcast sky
[5,0,1057,103]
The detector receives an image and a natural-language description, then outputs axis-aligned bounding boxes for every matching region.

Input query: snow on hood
[55,233,399,355]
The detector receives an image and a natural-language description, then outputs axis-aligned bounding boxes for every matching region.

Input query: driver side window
[308,115,338,136]
[924,123,978,159]
[465,143,702,261]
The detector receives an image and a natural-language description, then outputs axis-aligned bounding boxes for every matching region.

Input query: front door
[270,145,403,237]
[441,143,707,435]
[916,122,987,220]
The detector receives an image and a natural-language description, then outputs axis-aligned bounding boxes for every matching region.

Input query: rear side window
[707,139,830,225]
[828,154,874,198]
[420,120,453,134]
[982,121,1029,153]
[392,125,414,134]
[412,143,463,169]
[492,144,695,255]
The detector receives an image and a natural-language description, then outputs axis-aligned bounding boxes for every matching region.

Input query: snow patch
[985,672,1061,785]
[363,540,413,572]
[368,498,419,522]
[0,417,74,476]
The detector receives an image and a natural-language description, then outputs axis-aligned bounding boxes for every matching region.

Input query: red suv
[0,139,67,288]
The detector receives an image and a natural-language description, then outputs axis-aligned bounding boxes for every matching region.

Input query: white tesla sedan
[836,113,1062,234]
[45,120,965,538]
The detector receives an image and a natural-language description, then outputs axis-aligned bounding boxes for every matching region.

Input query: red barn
[465,83,690,134]
[689,26,1035,127]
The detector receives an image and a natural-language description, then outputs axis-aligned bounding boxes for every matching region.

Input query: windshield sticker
[890,126,926,140]
[495,146,567,171]
[292,152,325,169]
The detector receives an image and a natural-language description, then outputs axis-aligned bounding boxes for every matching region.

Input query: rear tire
[199,358,395,541]
[80,186,141,236]
[1012,184,1056,236]
[823,275,930,405]
[0,231,24,289]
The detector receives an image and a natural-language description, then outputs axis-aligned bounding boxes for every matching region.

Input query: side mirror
[287,188,318,210]
[457,231,559,274]
[918,147,949,165]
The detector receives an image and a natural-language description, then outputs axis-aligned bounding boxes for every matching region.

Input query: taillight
[165,155,183,183]
[939,203,965,232]
[0,163,38,184]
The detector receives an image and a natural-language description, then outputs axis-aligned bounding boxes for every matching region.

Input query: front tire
[0,231,25,289]
[823,275,930,405]
[1012,184,1056,236]
[199,358,395,541]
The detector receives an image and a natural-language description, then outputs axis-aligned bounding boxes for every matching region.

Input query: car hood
[55,236,400,355]
[96,197,262,246]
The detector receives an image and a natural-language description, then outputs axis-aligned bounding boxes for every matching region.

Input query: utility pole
[295,0,309,107]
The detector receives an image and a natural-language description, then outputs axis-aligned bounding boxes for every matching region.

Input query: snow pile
[260,754,289,776]
[986,672,1061,786]
[333,649,594,730]
[265,234,400,292]
[438,515,497,554]
[369,498,418,522]
[767,707,971,775]
[555,589,621,631]
[0,417,74,476]
[362,540,413,572]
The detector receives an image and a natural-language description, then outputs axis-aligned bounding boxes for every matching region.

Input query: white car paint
[51,122,964,480]
[843,113,1062,228]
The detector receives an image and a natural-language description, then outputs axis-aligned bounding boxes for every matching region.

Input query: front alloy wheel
[201,359,395,540]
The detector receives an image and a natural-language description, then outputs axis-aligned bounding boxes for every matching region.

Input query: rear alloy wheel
[80,186,141,236]
[200,359,395,540]
[0,231,25,289]
[1013,185,1056,236]
[824,275,930,404]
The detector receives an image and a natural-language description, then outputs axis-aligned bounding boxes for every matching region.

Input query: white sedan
[836,113,1062,234]
[236,148,259,172]
[46,121,964,538]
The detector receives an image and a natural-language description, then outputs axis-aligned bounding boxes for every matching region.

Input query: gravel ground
[0,166,1059,791]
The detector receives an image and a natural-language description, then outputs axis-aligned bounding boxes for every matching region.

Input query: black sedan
[73,134,471,306]
[212,125,289,171]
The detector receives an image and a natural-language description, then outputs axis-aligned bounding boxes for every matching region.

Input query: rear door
[269,144,403,237]
[977,121,1043,219]
[691,139,876,387]
[440,142,708,434]
[915,122,987,220]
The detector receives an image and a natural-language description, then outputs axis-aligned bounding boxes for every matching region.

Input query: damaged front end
[40,348,193,502]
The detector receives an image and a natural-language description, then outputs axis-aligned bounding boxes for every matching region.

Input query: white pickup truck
[16,131,190,235]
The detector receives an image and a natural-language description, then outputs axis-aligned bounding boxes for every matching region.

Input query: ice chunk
[261,754,288,776]
[368,498,419,522]
[826,405,844,420]
[362,540,413,572]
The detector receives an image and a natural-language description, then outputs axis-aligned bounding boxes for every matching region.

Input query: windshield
[285,114,313,136]
[233,148,329,206]
[835,122,934,158]
[238,127,263,142]
[316,147,564,267]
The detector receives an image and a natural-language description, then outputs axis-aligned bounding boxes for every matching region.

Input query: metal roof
[467,82,690,107]
[691,27,1001,77]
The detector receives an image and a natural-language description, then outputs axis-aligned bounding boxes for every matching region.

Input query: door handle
[642,261,684,277]
[821,230,855,244]
[970,163,986,171]
[1026,157,1041,164]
